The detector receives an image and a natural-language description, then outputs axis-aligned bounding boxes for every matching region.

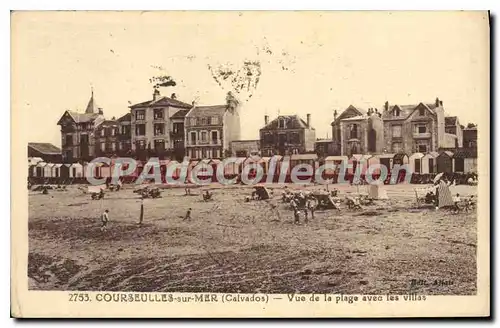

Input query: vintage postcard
[11,11,490,318]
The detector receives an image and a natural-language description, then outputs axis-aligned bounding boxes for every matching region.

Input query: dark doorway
[368,129,376,153]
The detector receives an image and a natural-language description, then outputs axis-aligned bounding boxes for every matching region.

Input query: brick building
[259,114,316,156]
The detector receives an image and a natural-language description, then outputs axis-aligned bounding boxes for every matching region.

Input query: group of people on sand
[287,191,317,225]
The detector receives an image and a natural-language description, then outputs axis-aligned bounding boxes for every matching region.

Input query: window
[393,108,401,116]
[101,129,105,136]
[154,140,165,151]
[392,142,402,153]
[349,124,358,139]
[290,132,300,144]
[211,131,218,143]
[392,125,402,138]
[212,116,219,125]
[135,124,146,136]
[190,131,197,144]
[419,108,425,116]
[201,117,207,126]
[190,118,197,126]
[154,123,164,136]
[154,108,163,120]
[264,133,274,144]
[415,124,427,134]
[418,144,427,153]
[111,143,116,151]
[81,134,89,144]
[207,117,212,125]
[173,123,183,134]
[65,134,73,146]
[135,110,145,120]
[100,142,106,151]
[111,128,116,136]
[201,131,208,142]
[278,118,286,129]
[121,125,130,135]
[137,140,146,150]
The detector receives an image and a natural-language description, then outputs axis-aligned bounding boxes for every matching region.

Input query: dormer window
[278,118,285,129]
[393,108,401,117]
[419,108,425,116]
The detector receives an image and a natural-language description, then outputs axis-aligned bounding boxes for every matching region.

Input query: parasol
[433,172,444,184]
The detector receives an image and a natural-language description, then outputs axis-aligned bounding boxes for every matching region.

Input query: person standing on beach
[100,209,109,231]
[183,208,192,221]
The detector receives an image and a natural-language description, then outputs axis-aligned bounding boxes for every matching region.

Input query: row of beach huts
[28,149,477,184]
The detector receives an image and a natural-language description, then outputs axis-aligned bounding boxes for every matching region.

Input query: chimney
[171,93,177,100]
[306,114,311,127]
[439,100,443,106]
[98,108,103,115]
[333,110,338,121]
[435,97,440,107]
[264,115,269,125]
[384,101,389,112]
[153,88,160,101]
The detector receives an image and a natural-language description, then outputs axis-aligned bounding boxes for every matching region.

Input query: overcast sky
[12,11,489,147]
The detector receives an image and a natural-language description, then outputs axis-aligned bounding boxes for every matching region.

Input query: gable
[408,103,436,120]
[57,111,75,126]
[332,106,365,125]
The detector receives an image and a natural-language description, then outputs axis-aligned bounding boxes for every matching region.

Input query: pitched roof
[28,143,61,155]
[332,105,367,125]
[261,115,312,130]
[85,92,100,114]
[117,113,131,122]
[171,109,190,119]
[342,115,367,122]
[382,102,437,120]
[68,111,101,123]
[445,116,458,126]
[130,96,192,109]
[96,120,119,128]
[186,105,227,118]
[453,148,477,159]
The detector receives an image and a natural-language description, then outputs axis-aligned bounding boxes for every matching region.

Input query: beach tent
[253,185,270,200]
[35,162,47,177]
[422,152,439,174]
[368,180,389,200]
[324,156,349,175]
[453,148,478,173]
[393,152,409,166]
[436,151,454,174]
[348,154,372,175]
[52,163,63,178]
[69,163,83,178]
[409,153,425,174]
[376,153,395,173]
[43,163,55,178]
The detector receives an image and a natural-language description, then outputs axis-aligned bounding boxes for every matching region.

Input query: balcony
[186,139,222,146]
[413,132,431,139]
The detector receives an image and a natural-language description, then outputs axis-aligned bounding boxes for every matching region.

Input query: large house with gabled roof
[259,113,316,156]
[57,90,105,163]
[129,89,193,159]
[330,97,463,156]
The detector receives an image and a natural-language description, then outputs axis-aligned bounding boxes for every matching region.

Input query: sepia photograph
[11,10,490,318]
